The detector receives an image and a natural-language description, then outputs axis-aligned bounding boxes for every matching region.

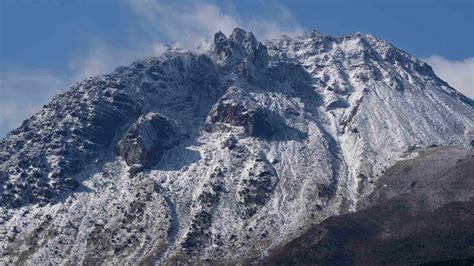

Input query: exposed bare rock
[117,112,183,167]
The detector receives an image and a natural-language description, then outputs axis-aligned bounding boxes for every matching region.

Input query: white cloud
[424,55,474,99]
[244,2,303,40]
[124,0,238,50]
[68,41,167,82]
[125,0,303,49]
[68,0,303,82]
[0,69,69,137]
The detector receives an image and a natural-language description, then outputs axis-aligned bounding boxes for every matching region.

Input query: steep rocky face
[117,112,183,168]
[0,78,139,208]
[1,28,473,264]
[204,87,278,138]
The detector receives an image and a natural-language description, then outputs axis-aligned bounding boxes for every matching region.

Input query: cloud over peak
[71,0,304,82]
[125,0,302,50]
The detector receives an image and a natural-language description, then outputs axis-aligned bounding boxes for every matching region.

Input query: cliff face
[1,28,473,264]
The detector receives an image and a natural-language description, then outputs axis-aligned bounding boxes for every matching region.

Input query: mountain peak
[229,27,257,48]
[1,27,473,264]
[212,28,266,66]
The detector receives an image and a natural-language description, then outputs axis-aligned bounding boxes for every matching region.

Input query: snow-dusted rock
[1,28,473,264]
[117,112,183,168]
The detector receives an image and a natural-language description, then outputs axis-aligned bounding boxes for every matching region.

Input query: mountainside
[264,146,474,265]
[1,28,473,264]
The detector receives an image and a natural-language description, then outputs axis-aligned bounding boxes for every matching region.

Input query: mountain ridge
[1,28,473,264]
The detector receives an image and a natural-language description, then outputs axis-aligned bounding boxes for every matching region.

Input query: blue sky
[1,0,473,137]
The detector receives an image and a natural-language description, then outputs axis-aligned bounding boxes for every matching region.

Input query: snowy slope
[0,28,473,264]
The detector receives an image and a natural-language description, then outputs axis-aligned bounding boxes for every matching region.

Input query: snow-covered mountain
[1,28,473,264]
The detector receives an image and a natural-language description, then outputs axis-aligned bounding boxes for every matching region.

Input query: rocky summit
[1,28,473,264]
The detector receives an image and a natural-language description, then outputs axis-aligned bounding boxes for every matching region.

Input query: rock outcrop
[117,112,182,168]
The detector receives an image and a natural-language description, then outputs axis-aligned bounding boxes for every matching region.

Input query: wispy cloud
[69,0,303,83]
[126,0,239,49]
[0,69,68,137]
[68,41,167,82]
[424,55,474,99]
[125,0,303,49]
[71,0,303,82]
